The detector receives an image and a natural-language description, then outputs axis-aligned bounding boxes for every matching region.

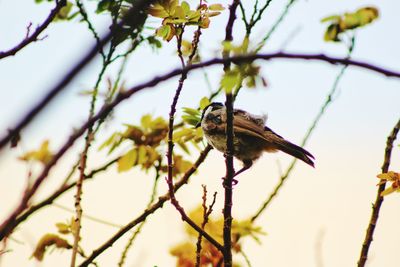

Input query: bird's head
[195,102,224,128]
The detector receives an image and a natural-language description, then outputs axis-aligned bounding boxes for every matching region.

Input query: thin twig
[117,162,161,267]
[0,0,154,151]
[1,51,399,240]
[53,203,124,229]
[195,186,217,267]
[75,0,106,60]
[1,52,400,153]
[13,157,119,233]
[78,146,217,267]
[251,38,356,222]
[248,0,274,32]
[357,118,400,267]
[0,0,66,59]
[255,0,296,52]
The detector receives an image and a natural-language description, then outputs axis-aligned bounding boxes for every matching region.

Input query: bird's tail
[274,140,315,167]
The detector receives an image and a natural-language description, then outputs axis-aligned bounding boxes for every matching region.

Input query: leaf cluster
[100,113,203,175]
[31,218,79,261]
[322,6,379,42]
[170,206,266,266]
[148,0,224,41]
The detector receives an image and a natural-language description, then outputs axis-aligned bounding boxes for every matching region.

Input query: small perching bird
[196,102,314,176]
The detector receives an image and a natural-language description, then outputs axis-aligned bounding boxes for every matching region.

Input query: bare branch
[251,37,356,222]
[222,1,240,266]
[78,146,215,267]
[2,50,399,240]
[0,0,155,151]
[0,0,66,59]
[195,186,217,267]
[357,118,400,267]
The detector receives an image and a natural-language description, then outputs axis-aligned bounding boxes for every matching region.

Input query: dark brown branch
[357,118,400,267]
[0,0,66,59]
[1,52,400,152]
[1,50,398,240]
[0,0,155,151]
[78,146,217,267]
[222,2,240,266]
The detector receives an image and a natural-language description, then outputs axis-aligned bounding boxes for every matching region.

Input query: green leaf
[181,1,190,15]
[220,70,240,93]
[117,149,137,172]
[55,1,73,21]
[209,4,225,11]
[199,97,210,110]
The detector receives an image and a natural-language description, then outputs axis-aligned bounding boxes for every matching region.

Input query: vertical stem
[222,1,240,266]
[357,118,400,267]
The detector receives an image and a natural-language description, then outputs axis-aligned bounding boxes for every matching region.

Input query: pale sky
[0,0,400,266]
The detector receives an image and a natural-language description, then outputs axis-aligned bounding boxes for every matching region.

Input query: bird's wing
[232,116,273,142]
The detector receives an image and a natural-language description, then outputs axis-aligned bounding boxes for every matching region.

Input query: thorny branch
[70,45,116,267]
[78,146,214,267]
[357,118,400,267]
[165,15,223,258]
[195,186,217,267]
[2,51,400,241]
[0,0,66,59]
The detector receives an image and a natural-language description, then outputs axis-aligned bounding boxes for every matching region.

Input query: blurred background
[0,0,399,266]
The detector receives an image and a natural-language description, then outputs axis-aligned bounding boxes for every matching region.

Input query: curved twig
[0,0,66,59]
[357,118,400,267]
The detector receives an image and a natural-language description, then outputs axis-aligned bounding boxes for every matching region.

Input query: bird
[196,102,314,177]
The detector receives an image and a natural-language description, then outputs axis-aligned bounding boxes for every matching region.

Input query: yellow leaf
[32,234,72,261]
[55,223,70,235]
[324,24,340,42]
[199,97,210,110]
[19,140,53,165]
[199,16,210,28]
[381,186,397,197]
[377,171,400,181]
[118,149,137,172]
[137,145,147,165]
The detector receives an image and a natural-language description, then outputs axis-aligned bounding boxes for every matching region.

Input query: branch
[13,157,119,230]
[195,186,217,267]
[78,146,215,267]
[251,37,356,222]
[1,51,400,152]
[118,162,161,267]
[2,51,399,240]
[222,1,240,266]
[357,118,400,267]
[0,0,66,59]
[255,0,296,52]
[0,0,155,151]
[75,0,106,61]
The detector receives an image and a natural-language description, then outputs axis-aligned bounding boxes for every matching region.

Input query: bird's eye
[206,114,222,124]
